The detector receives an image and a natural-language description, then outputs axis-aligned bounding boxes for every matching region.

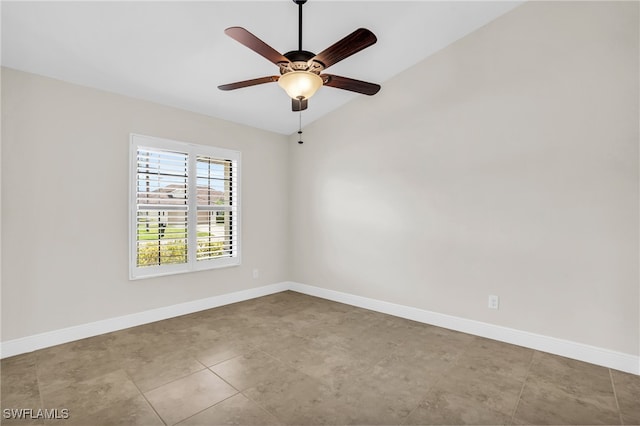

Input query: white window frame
[129,134,241,280]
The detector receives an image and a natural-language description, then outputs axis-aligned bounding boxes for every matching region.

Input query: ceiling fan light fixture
[278,71,323,100]
[219,0,380,112]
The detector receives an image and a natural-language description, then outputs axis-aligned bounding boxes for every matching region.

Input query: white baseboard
[0,282,289,359]
[287,282,640,375]
[2,280,638,375]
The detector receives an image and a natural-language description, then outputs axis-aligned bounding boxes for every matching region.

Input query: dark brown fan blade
[218,76,279,91]
[312,28,377,69]
[224,27,290,65]
[321,74,380,96]
[292,98,308,111]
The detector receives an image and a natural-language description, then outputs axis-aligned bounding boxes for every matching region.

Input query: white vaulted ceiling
[1,1,522,135]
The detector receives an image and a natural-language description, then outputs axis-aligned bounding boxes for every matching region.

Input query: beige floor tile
[528,351,616,395]
[269,298,354,333]
[355,312,440,346]
[2,292,634,426]
[337,361,440,425]
[267,323,355,352]
[39,369,141,422]
[177,393,281,426]
[391,323,475,364]
[340,330,400,365]
[1,354,41,409]
[108,325,201,362]
[144,369,238,425]
[44,394,163,426]
[514,352,620,425]
[122,350,205,392]
[242,366,350,425]
[454,337,534,381]
[510,417,533,425]
[192,338,251,367]
[514,382,620,425]
[421,364,523,418]
[35,335,122,394]
[1,354,43,425]
[222,323,294,350]
[251,331,311,355]
[0,412,45,426]
[307,308,381,340]
[292,316,401,371]
[2,418,45,425]
[221,292,303,319]
[336,329,472,425]
[612,369,640,425]
[211,350,292,391]
[383,335,466,378]
[165,312,251,344]
[255,331,376,391]
[405,388,513,425]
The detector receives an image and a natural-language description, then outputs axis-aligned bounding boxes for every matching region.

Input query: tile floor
[1,291,638,425]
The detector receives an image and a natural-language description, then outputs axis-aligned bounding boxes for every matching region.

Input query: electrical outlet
[252,269,259,279]
[488,295,499,310]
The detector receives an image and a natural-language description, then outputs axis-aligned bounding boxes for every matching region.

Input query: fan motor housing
[280,50,325,75]
[283,50,314,62]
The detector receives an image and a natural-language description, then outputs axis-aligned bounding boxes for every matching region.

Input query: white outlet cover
[488,295,500,310]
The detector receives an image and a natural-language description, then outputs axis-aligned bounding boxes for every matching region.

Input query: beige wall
[1,68,290,340]
[289,1,639,355]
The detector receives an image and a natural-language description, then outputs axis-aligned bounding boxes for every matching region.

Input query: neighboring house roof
[139,184,226,206]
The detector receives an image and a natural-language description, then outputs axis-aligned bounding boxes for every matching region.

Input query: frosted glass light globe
[278,71,323,100]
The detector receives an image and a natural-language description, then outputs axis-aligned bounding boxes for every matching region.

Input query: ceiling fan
[218,0,381,112]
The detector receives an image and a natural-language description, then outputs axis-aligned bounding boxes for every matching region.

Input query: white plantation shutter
[130,134,241,279]
[196,156,239,261]
[135,149,189,267]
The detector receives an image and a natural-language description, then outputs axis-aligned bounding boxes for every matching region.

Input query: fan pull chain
[297,111,303,144]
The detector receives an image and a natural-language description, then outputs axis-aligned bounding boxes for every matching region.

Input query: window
[130,134,240,279]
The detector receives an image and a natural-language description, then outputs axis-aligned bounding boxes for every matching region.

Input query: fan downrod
[293,0,308,52]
